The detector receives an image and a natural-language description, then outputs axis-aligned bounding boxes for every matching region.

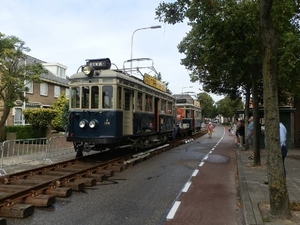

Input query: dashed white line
[182,181,191,192]
[192,169,199,177]
[199,161,205,167]
[166,201,181,219]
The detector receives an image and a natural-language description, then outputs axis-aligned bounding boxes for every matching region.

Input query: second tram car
[66,58,175,157]
[174,94,202,136]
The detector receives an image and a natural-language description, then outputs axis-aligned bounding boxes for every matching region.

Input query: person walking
[280,122,288,176]
[264,122,288,185]
[207,122,214,138]
[238,120,245,147]
[247,116,254,159]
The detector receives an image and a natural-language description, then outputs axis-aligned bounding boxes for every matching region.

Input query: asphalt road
[6,124,241,225]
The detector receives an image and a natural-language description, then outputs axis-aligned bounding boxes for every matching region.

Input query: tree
[153,72,172,94]
[198,92,217,119]
[259,0,291,219]
[155,0,264,167]
[0,33,47,140]
[216,96,244,119]
[51,92,69,131]
[156,0,300,220]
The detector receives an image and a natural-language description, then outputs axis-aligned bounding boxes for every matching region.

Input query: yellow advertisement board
[143,73,167,92]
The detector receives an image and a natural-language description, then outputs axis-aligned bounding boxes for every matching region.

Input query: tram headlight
[89,119,98,128]
[79,119,88,128]
[82,66,94,76]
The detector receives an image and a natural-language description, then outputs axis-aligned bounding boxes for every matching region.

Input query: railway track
[0,131,206,223]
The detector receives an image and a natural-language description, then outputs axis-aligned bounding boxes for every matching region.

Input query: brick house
[3,55,69,126]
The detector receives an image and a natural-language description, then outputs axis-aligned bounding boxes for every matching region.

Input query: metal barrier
[0,136,74,176]
[45,136,74,163]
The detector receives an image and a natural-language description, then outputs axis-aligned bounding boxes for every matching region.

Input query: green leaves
[51,92,69,131]
[23,108,56,129]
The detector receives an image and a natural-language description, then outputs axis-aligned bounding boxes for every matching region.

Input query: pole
[130,25,161,72]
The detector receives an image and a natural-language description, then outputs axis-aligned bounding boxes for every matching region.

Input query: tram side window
[102,86,113,109]
[91,86,99,109]
[161,99,166,114]
[145,94,153,112]
[82,86,90,109]
[71,87,80,108]
[137,92,143,111]
[167,101,172,114]
[186,109,191,118]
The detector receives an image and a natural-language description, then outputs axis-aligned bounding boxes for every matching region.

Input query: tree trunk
[0,105,11,141]
[252,74,261,166]
[259,0,291,219]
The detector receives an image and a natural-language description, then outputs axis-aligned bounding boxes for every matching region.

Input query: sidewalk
[237,147,300,225]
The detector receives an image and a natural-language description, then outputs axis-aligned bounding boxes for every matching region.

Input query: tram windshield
[70,85,113,109]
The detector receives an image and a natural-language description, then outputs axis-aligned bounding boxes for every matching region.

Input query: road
[6,124,243,225]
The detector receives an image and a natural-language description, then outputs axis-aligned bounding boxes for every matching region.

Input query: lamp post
[130,25,161,70]
[181,86,193,94]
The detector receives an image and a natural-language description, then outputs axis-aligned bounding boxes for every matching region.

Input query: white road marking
[182,181,191,192]
[199,161,204,167]
[192,169,199,177]
[166,201,181,219]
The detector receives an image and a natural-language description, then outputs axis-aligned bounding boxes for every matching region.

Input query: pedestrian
[238,120,245,147]
[235,118,241,145]
[264,122,288,185]
[207,122,214,138]
[247,116,254,159]
[280,122,288,176]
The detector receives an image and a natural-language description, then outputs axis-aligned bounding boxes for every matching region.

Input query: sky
[0,0,223,102]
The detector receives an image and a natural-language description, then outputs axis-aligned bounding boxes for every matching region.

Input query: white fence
[0,136,74,175]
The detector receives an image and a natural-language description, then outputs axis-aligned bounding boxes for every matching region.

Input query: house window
[13,108,22,125]
[65,88,70,99]
[25,81,33,93]
[40,82,48,96]
[54,85,60,98]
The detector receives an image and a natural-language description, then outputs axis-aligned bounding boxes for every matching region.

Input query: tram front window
[82,86,90,109]
[91,86,99,109]
[102,86,113,109]
[71,87,80,108]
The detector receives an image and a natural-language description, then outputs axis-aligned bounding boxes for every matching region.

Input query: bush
[5,125,46,139]
[23,108,56,128]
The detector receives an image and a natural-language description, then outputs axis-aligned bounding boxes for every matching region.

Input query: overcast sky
[1,0,223,101]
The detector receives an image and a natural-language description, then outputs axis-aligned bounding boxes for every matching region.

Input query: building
[3,55,69,126]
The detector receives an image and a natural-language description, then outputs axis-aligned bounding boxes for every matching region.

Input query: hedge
[4,125,46,140]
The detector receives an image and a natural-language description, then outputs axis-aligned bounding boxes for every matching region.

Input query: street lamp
[130,25,161,70]
[181,86,193,94]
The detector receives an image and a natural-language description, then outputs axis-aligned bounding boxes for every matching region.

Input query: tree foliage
[216,96,244,118]
[198,92,217,119]
[0,33,47,140]
[155,0,300,101]
[51,92,69,131]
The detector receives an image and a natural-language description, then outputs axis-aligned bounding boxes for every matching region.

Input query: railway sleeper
[87,174,106,182]
[22,194,55,207]
[0,203,34,218]
[45,187,72,198]
[95,169,114,177]
[61,179,85,191]
[76,177,97,187]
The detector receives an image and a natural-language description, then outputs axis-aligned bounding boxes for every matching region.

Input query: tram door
[123,89,133,135]
[154,97,159,132]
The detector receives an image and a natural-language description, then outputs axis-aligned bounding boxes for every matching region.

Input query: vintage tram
[66,58,175,157]
[174,94,202,136]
